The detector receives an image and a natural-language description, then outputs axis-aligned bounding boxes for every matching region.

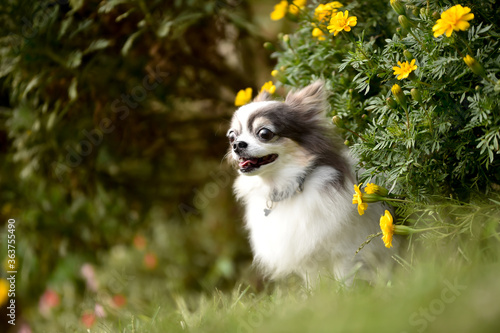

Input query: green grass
[171,245,500,333]
[28,211,500,333]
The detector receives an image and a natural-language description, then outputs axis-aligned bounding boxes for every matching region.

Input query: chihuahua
[228,81,397,284]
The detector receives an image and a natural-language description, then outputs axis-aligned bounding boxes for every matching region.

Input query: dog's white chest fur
[235,166,390,282]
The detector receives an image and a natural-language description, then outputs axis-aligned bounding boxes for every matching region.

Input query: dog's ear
[285,80,327,116]
[253,90,272,102]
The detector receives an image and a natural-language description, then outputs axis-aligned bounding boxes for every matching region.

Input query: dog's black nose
[233,141,248,151]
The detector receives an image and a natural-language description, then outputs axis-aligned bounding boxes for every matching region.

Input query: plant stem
[452,43,465,58]
[417,80,432,87]
[354,232,382,256]
[343,31,374,69]
[457,34,474,56]
[423,105,434,135]
[411,226,450,233]
[346,128,368,142]
[383,197,412,203]
[403,106,410,132]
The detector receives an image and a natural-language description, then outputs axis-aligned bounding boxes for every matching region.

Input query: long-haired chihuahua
[227,81,397,284]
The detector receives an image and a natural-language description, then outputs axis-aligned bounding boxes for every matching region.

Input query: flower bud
[420,7,429,17]
[390,0,406,16]
[332,115,345,128]
[495,80,500,93]
[398,15,411,30]
[344,140,350,146]
[393,225,415,236]
[391,84,407,110]
[412,7,419,16]
[364,183,389,196]
[361,193,386,203]
[462,54,475,67]
[386,97,398,109]
[263,42,275,51]
[463,55,486,77]
[411,88,422,103]
[274,74,289,84]
[271,69,287,83]
[283,34,290,43]
[403,50,413,60]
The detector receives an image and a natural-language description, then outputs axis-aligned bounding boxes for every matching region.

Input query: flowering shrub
[263,0,500,250]
[268,0,500,203]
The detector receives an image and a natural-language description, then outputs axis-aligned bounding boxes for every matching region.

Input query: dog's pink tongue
[239,159,258,167]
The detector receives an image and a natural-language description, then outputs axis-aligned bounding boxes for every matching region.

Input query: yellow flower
[380,210,394,248]
[365,183,389,197]
[327,10,357,36]
[260,81,276,94]
[0,279,8,306]
[391,83,407,109]
[270,0,306,20]
[364,183,377,194]
[352,184,368,216]
[364,183,376,194]
[289,0,307,15]
[235,88,253,106]
[314,2,343,22]
[391,83,402,95]
[463,54,474,67]
[393,59,417,80]
[312,27,326,41]
[271,70,279,77]
[271,1,288,21]
[432,5,474,38]
[463,54,486,77]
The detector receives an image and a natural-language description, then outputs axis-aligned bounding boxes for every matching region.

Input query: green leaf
[121,30,144,56]
[66,51,82,68]
[68,77,78,101]
[69,0,84,13]
[84,39,112,54]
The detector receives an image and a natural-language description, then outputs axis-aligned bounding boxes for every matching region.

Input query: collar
[264,169,310,217]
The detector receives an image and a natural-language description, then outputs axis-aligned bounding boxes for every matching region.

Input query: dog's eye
[227,131,236,143]
[257,128,274,141]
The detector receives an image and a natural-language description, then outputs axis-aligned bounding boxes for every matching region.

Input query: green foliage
[271,0,500,201]
[0,0,266,310]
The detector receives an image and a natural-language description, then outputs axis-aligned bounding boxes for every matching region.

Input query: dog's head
[227,81,346,178]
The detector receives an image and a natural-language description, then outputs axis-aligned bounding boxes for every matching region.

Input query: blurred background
[0,0,292,330]
[4,1,499,332]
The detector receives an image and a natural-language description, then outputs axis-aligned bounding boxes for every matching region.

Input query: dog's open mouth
[238,154,278,173]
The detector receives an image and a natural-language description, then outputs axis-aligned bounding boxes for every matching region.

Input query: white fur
[235,165,395,283]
